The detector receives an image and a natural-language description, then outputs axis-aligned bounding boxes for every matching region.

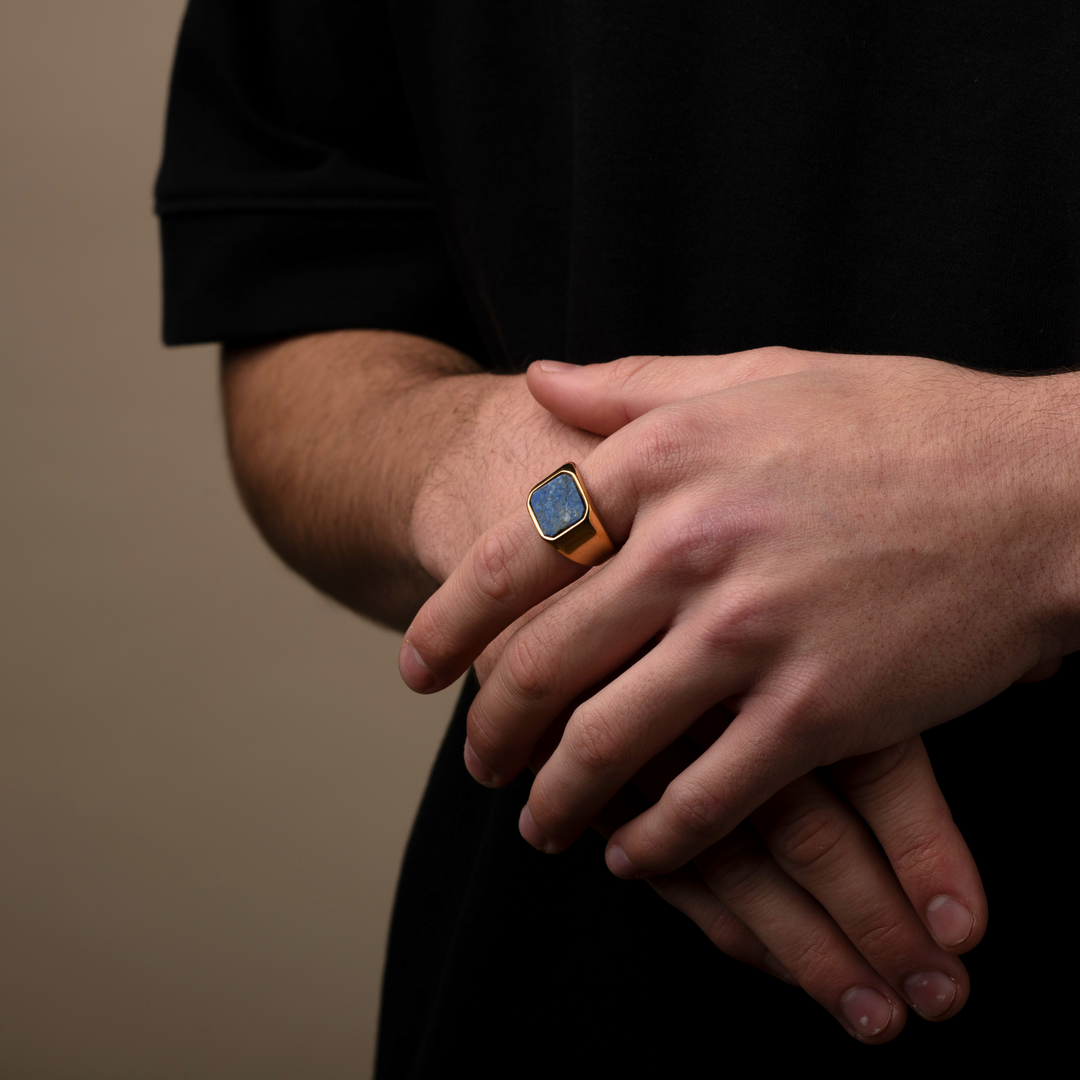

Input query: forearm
[221,330,598,629]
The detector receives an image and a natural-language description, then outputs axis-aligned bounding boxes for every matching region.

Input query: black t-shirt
[157,3,1078,1074]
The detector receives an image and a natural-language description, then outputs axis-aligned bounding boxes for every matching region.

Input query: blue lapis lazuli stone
[530,473,587,538]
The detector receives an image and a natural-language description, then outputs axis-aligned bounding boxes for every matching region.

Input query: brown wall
[0,4,461,1076]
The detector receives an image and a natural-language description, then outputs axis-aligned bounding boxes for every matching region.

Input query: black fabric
[158,1,1080,370]
[156,2,1079,1074]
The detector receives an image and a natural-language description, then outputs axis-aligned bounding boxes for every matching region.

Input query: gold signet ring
[527,462,615,567]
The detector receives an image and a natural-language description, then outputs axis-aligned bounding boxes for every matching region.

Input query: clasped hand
[400,347,1076,1039]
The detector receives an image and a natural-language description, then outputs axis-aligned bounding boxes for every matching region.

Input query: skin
[223,332,1013,1043]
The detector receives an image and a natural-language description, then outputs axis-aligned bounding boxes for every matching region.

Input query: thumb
[526,348,808,434]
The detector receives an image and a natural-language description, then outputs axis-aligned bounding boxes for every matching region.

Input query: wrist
[1002,370,1080,658]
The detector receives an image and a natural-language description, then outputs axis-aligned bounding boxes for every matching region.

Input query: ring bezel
[527,462,614,566]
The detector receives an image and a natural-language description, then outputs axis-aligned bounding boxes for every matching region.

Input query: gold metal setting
[526,462,615,567]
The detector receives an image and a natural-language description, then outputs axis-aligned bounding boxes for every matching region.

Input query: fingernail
[463,739,493,784]
[519,805,549,850]
[926,895,974,948]
[605,844,638,878]
[903,970,957,1018]
[840,987,894,1040]
[535,359,579,373]
[399,642,436,693]
[764,952,797,985]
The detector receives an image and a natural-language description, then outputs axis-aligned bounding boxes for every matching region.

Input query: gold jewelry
[527,462,615,566]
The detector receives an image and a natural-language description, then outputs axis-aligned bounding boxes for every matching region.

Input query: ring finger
[750,769,969,1022]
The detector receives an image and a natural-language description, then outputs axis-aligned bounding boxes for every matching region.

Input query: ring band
[527,462,615,566]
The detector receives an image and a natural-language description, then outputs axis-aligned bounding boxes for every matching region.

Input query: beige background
[0,4,462,1076]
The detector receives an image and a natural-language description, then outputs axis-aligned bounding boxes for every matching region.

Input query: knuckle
[752,345,801,370]
[698,839,767,902]
[848,911,909,966]
[695,587,774,657]
[664,775,732,841]
[763,672,840,752]
[881,823,954,884]
[782,926,839,984]
[502,632,557,705]
[646,507,727,580]
[627,412,696,484]
[471,528,524,607]
[768,802,853,875]
[565,706,626,777]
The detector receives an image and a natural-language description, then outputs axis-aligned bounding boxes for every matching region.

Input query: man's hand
[401,348,1080,872]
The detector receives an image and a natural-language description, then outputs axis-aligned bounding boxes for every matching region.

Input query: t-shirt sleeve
[155,0,484,356]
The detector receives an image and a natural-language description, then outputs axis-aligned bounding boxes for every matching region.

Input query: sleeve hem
[159,207,486,360]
